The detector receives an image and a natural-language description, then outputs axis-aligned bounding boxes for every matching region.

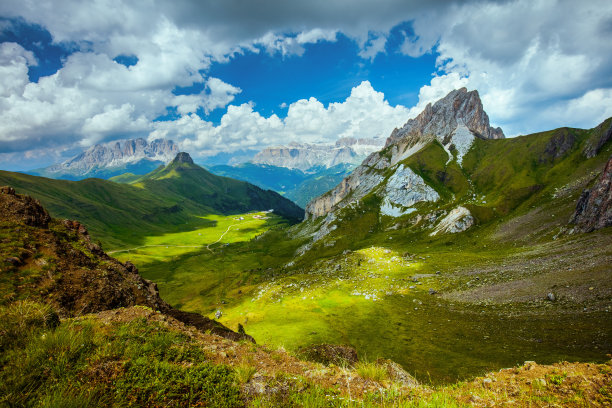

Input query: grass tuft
[355,361,389,383]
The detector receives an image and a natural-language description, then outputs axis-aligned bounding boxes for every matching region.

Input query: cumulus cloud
[0,0,611,168]
[402,0,612,134]
[151,81,410,157]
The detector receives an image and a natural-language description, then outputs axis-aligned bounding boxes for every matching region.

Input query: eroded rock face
[583,119,612,159]
[380,165,439,217]
[251,138,385,171]
[430,206,474,236]
[305,88,504,220]
[569,156,612,232]
[46,138,179,173]
[386,88,504,148]
[0,186,51,228]
[172,151,195,164]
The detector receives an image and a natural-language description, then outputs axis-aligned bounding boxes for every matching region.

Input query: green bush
[355,361,389,383]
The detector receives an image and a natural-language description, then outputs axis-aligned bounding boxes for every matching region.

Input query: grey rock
[252,138,384,171]
[569,156,612,232]
[305,88,503,220]
[547,293,556,302]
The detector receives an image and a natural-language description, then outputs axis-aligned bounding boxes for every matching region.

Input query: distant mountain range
[29,138,179,180]
[24,136,387,206]
[207,163,354,207]
[251,137,385,172]
[1,152,303,247]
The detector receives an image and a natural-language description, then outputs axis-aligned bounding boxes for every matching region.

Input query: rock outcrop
[583,118,612,159]
[0,186,252,342]
[306,88,503,219]
[430,206,474,236]
[172,151,195,165]
[569,156,612,232]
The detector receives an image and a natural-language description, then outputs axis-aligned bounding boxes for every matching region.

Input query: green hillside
[0,153,303,249]
[117,119,611,383]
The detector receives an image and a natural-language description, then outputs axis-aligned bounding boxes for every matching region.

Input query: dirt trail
[206,224,238,252]
[108,223,241,255]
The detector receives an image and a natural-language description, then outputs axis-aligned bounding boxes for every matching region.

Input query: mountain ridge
[251,137,385,172]
[29,138,179,180]
[305,88,505,220]
[0,152,304,248]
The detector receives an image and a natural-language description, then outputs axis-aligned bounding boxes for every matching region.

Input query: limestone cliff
[305,88,504,219]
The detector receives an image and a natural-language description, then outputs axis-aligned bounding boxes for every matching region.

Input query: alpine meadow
[1,1,611,407]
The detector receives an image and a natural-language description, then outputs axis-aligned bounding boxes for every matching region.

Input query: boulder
[297,344,359,366]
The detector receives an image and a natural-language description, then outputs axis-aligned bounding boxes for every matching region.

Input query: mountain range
[251,137,385,172]
[29,138,179,180]
[0,152,303,248]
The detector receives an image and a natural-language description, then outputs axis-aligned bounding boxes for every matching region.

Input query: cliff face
[569,156,612,232]
[305,88,504,219]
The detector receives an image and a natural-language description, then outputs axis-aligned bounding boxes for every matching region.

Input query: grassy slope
[2,303,608,407]
[0,160,303,249]
[120,119,612,384]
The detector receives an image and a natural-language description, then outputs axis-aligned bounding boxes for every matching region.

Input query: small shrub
[546,372,567,386]
[115,359,242,408]
[0,300,59,351]
[355,361,389,383]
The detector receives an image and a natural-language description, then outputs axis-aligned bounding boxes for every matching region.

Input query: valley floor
[113,212,612,385]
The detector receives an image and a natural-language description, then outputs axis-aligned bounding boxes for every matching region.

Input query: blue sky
[0,0,611,170]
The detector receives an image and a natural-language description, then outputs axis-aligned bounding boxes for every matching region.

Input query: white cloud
[153,81,410,157]
[358,33,387,61]
[0,0,611,167]
[0,42,36,97]
[402,0,612,134]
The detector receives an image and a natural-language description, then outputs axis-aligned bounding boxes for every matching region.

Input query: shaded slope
[131,153,304,221]
[0,153,303,248]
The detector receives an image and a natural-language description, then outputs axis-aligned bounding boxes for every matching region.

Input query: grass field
[116,210,611,384]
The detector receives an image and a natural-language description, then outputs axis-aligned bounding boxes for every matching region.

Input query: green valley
[105,117,612,384]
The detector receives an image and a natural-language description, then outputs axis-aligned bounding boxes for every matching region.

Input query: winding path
[107,223,241,255]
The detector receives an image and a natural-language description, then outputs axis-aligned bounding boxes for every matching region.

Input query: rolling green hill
[0,152,303,249]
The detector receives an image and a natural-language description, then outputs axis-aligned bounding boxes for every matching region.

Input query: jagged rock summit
[306,88,503,219]
[172,151,195,165]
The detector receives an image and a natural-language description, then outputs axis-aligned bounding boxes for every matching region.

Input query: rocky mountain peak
[251,138,385,171]
[305,88,504,220]
[172,152,194,165]
[386,88,504,147]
